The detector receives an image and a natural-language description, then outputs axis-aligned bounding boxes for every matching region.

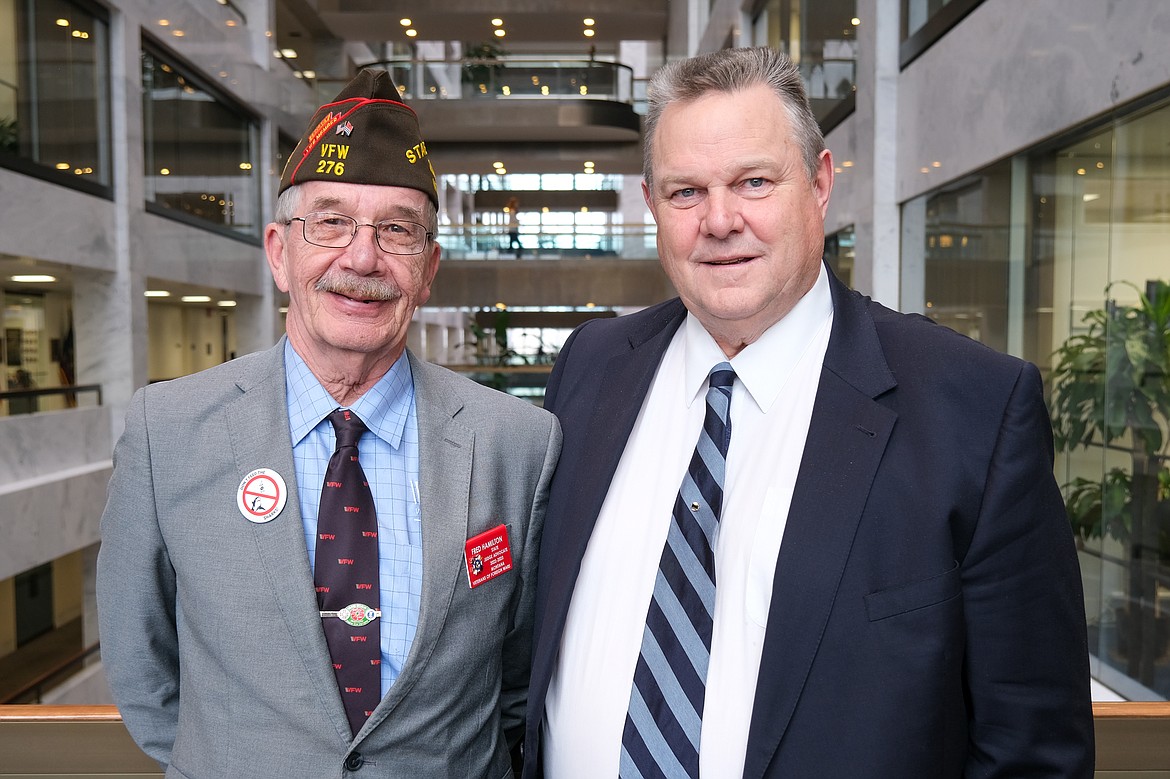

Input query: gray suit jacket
[97,340,561,778]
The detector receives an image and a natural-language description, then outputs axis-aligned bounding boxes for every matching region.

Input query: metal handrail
[0,383,102,404]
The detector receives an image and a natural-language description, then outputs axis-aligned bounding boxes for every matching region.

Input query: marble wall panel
[0,466,111,581]
[0,171,118,271]
[0,408,112,486]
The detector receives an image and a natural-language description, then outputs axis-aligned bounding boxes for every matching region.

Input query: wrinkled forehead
[298,180,431,222]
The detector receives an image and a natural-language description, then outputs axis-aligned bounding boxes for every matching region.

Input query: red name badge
[464,524,513,589]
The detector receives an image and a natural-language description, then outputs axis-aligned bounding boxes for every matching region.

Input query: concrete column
[74,13,146,443]
[855,0,901,308]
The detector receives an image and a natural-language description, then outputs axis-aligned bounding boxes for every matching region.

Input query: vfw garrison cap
[279,69,438,206]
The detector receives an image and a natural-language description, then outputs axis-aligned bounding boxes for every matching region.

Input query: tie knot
[708,362,735,390]
[328,408,368,449]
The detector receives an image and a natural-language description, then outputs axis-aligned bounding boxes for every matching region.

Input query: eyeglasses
[287,211,434,255]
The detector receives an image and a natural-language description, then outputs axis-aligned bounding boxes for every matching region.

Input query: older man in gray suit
[97,70,560,778]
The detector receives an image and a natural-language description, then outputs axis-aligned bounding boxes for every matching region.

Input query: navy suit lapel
[742,276,898,779]
[563,307,685,551]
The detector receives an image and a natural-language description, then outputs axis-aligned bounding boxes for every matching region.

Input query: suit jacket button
[344,753,364,771]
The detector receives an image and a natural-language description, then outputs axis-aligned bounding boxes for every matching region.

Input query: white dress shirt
[543,265,834,778]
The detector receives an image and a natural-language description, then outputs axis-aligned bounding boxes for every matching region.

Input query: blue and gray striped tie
[620,362,735,778]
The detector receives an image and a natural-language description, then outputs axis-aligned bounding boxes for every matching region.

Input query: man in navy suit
[524,47,1094,777]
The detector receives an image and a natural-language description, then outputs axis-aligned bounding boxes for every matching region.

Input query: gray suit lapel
[360,354,472,735]
[225,341,353,743]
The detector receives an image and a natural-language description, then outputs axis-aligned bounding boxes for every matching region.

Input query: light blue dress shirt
[284,340,422,696]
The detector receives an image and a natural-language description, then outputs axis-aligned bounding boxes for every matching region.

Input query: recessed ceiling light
[583,29,595,37]
[181,295,212,303]
[56,18,69,26]
[406,29,418,37]
[494,28,506,37]
[584,18,595,26]
[144,290,171,297]
[491,18,504,26]
[217,300,238,307]
[400,18,412,26]
[10,275,57,283]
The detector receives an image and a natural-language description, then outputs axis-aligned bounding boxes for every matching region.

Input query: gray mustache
[315,272,402,302]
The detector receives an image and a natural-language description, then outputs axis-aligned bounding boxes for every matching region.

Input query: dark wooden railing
[0,703,1167,776]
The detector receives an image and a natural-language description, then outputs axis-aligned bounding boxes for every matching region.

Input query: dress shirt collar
[683,262,834,414]
[284,338,414,449]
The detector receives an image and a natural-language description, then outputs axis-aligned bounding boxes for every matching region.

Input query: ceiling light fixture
[584,29,595,37]
[584,18,595,26]
[400,18,412,26]
[144,290,171,298]
[10,275,57,283]
[494,28,506,37]
[406,29,418,37]
[181,295,212,303]
[491,18,504,26]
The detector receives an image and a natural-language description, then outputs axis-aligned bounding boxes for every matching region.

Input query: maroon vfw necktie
[314,408,381,736]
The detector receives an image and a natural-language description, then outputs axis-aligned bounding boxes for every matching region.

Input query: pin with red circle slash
[236,468,288,523]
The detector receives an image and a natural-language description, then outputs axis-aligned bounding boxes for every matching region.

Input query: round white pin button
[236,468,287,523]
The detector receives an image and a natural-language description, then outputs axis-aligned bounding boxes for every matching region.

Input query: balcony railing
[436,223,657,260]
[0,384,102,417]
[327,57,637,106]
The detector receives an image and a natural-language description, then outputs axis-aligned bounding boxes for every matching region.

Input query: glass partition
[824,225,855,287]
[749,0,858,127]
[325,57,636,105]
[141,42,260,237]
[0,0,110,191]
[904,93,1170,699]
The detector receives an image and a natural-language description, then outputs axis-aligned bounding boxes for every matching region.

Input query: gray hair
[642,47,825,187]
[273,185,439,235]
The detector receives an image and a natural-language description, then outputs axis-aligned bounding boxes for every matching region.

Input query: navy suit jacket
[524,268,1094,777]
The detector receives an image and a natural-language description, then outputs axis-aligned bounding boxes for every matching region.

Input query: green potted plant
[0,116,18,154]
[462,41,508,97]
[1049,279,1170,685]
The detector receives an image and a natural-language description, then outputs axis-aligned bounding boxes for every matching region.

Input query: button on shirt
[285,341,423,696]
[543,265,834,778]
